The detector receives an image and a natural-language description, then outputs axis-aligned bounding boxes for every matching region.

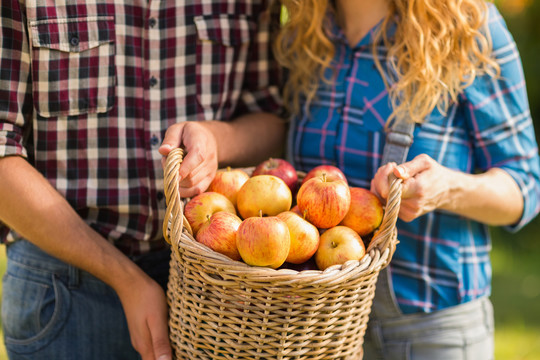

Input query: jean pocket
[28,15,117,117]
[1,271,72,354]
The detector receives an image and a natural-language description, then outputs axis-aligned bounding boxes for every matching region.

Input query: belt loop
[68,265,80,289]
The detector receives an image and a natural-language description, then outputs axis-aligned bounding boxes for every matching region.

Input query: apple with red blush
[277,211,320,264]
[301,165,348,185]
[236,213,291,269]
[340,187,384,237]
[296,174,351,229]
[184,192,236,235]
[196,212,243,261]
[315,226,366,270]
[208,167,250,207]
[253,158,298,193]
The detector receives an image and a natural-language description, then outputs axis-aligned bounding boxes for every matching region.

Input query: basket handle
[366,174,402,257]
[163,148,193,244]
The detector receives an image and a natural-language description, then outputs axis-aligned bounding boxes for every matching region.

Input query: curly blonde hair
[274,0,500,124]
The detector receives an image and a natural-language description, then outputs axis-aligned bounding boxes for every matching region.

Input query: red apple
[184,192,236,235]
[302,165,348,185]
[296,174,351,229]
[196,212,243,261]
[277,211,320,264]
[253,158,298,193]
[315,226,366,270]
[208,167,250,207]
[340,187,384,236]
[236,214,291,269]
[236,175,292,219]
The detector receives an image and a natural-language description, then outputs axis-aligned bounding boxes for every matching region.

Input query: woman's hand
[371,154,452,222]
[159,122,218,198]
[371,153,524,225]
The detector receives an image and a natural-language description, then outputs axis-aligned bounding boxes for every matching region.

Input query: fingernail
[395,166,406,178]
[157,355,171,360]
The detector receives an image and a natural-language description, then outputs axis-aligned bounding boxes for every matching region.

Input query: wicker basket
[163,148,402,360]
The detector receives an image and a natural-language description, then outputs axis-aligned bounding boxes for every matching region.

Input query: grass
[0,225,538,359]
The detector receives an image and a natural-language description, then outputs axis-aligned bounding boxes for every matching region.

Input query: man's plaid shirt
[288,4,540,313]
[0,0,282,255]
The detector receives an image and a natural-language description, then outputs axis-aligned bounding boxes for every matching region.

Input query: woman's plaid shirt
[288,4,540,313]
[0,0,282,255]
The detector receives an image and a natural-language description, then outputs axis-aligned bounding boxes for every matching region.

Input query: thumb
[159,123,186,157]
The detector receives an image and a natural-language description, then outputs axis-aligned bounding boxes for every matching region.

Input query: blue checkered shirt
[287,4,540,313]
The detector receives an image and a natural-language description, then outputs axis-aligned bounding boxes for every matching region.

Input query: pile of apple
[183,158,384,271]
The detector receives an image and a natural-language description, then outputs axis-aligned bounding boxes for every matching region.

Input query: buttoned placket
[146,0,166,208]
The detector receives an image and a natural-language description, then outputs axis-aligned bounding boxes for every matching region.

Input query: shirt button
[149,76,158,87]
[156,191,165,201]
[70,36,80,46]
[148,18,157,28]
[150,134,160,146]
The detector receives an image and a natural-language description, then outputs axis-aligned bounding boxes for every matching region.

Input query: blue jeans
[363,268,495,360]
[1,239,170,360]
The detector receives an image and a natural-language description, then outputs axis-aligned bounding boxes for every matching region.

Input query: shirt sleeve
[234,1,283,117]
[462,3,540,232]
[0,0,33,159]
[0,0,34,241]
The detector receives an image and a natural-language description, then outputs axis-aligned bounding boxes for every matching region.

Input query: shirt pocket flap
[29,16,115,53]
[194,14,254,47]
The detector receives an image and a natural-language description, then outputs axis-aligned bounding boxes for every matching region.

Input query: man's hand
[159,122,218,198]
[116,274,172,360]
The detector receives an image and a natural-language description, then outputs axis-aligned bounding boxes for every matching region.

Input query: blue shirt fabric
[287,4,540,314]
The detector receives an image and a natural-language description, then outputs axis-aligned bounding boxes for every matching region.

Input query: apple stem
[259,209,263,218]
[322,172,327,182]
[331,241,337,248]
[206,214,211,221]
[302,209,308,220]
[226,166,231,171]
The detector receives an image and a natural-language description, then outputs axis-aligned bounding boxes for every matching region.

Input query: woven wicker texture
[163,148,402,360]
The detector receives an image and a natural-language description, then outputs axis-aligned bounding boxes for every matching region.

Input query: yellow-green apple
[236,175,292,219]
[296,174,351,229]
[315,226,366,270]
[196,211,243,261]
[236,214,291,269]
[301,165,348,185]
[184,192,236,235]
[207,167,250,207]
[340,187,384,236]
[253,158,298,193]
[277,211,320,264]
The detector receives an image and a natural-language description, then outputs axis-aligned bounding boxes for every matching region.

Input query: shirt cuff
[501,166,540,233]
[0,126,28,158]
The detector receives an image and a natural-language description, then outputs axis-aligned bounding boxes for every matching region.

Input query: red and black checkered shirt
[0,0,282,255]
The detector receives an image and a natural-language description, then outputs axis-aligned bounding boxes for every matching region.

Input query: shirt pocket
[28,15,116,118]
[194,14,255,120]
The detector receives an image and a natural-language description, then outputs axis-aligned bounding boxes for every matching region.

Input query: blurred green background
[0,0,539,359]
[491,0,540,357]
